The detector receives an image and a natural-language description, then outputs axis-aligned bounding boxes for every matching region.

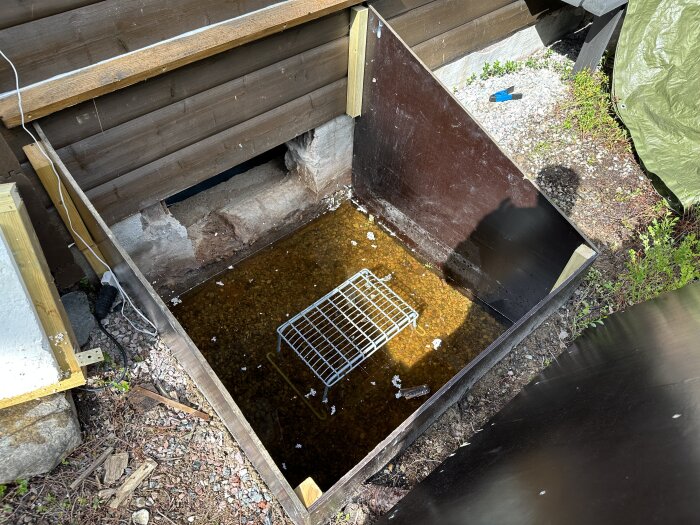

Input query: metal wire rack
[277,269,419,400]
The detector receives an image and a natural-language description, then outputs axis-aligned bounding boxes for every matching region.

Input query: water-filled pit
[172,201,506,489]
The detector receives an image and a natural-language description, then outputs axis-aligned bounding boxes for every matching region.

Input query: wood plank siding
[0,0,556,224]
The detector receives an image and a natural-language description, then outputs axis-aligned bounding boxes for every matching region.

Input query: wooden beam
[346,6,368,118]
[38,11,350,150]
[413,0,547,70]
[294,477,323,508]
[0,0,357,128]
[23,143,107,275]
[108,459,157,509]
[552,244,596,291]
[59,38,348,191]
[0,183,85,409]
[387,0,512,47]
[0,0,101,31]
[87,79,347,224]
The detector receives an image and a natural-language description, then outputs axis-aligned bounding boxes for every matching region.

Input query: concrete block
[0,392,82,483]
[0,229,60,400]
[285,115,354,196]
[111,201,197,287]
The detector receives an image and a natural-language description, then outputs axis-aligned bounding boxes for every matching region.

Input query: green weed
[572,213,700,337]
[16,479,28,496]
[0,485,5,499]
[562,69,629,149]
[112,379,130,393]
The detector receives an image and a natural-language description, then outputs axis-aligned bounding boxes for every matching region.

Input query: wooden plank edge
[23,143,107,275]
[346,6,368,117]
[0,183,85,409]
[551,244,596,291]
[0,0,358,127]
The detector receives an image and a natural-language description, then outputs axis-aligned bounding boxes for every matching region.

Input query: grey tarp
[613,0,700,207]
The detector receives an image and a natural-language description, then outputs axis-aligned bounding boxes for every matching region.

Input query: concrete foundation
[0,392,82,483]
[434,6,586,90]
[111,115,354,298]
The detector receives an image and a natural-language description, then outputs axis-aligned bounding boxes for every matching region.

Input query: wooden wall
[370,0,553,69]
[33,11,351,224]
[0,0,558,227]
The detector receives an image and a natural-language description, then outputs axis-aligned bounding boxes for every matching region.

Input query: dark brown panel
[0,0,102,30]
[88,79,347,224]
[60,38,348,190]
[387,0,514,47]
[414,0,550,69]
[367,0,434,19]
[353,9,584,321]
[38,11,350,149]
[0,0,272,92]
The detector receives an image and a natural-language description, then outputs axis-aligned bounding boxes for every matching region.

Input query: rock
[60,291,95,347]
[285,115,354,196]
[0,392,81,483]
[132,508,149,525]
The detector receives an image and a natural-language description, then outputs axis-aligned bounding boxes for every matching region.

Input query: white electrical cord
[0,49,157,337]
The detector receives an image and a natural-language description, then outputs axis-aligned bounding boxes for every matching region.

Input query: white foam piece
[0,229,61,399]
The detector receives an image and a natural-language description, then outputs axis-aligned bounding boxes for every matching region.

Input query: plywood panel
[353,9,583,321]
[0,0,102,30]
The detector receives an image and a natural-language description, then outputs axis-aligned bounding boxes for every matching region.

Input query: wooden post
[346,6,369,118]
[294,477,323,508]
[552,244,596,291]
[23,143,107,276]
[0,183,85,409]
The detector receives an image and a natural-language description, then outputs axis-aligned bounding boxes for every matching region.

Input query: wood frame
[0,0,358,127]
[0,183,85,409]
[346,6,368,118]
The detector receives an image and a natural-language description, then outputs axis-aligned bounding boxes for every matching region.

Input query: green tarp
[613,0,700,208]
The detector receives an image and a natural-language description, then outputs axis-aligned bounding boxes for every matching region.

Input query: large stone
[60,291,96,347]
[285,114,354,196]
[0,392,82,483]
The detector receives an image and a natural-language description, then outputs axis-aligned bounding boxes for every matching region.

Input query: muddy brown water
[172,202,506,490]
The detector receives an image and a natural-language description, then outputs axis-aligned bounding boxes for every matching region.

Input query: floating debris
[171,296,182,306]
[351,240,358,246]
[295,443,302,449]
[399,385,431,399]
[330,406,336,416]
[391,375,402,389]
[367,231,376,241]
[211,336,217,342]
[432,338,443,350]
[305,388,317,398]
[216,281,224,287]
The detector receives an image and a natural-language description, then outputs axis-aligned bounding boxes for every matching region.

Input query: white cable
[0,48,157,337]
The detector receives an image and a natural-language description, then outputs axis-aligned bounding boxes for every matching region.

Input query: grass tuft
[562,69,629,149]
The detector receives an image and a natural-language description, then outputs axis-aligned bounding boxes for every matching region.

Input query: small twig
[156,509,178,525]
[70,446,114,490]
